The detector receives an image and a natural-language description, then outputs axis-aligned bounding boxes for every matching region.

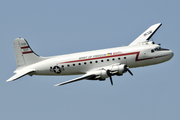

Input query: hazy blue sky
[0,0,179,120]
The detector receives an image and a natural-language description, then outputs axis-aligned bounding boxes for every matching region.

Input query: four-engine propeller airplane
[7,23,173,86]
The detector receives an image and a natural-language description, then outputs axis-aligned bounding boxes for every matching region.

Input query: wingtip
[6,78,14,82]
[154,23,162,27]
[54,84,60,86]
[157,23,162,25]
[6,80,11,82]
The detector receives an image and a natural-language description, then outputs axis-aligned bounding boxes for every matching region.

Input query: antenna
[151,38,155,44]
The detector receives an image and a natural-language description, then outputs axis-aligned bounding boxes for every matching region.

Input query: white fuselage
[7,24,174,86]
[32,44,173,76]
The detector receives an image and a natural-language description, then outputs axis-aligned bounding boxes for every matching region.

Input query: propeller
[124,65,133,76]
[127,69,133,76]
[106,69,113,85]
[105,65,133,86]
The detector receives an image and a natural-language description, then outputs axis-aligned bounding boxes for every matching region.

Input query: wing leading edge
[129,23,162,46]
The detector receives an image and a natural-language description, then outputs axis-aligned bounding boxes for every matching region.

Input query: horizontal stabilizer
[54,74,95,86]
[6,69,35,82]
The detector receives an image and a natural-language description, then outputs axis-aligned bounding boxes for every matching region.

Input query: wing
[54,74,95,86]
[129,23,162,46]
[6,69,35,82]
[54,63,134,86]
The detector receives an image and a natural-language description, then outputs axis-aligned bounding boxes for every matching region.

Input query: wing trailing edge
[129,23,162,46]
[54,74,95,86]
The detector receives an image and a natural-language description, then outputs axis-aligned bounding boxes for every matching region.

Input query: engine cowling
[87,64,132,81]
[87,69,109,81]
[111,64,128,75]
[97,69,109,81]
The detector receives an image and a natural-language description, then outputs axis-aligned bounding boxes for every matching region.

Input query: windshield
[154,47,169,51]
[154,47,161,51]
[151,47,170,53]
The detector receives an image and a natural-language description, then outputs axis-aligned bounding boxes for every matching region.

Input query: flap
[54,74,95,86]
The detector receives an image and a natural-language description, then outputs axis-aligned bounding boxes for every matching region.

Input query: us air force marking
[53,66,61,74]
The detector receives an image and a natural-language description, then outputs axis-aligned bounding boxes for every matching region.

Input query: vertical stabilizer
[14,38,47,68]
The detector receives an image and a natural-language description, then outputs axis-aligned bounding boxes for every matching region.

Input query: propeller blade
[127,69,133,76]
[124,65,133,76]
[106,69,113,86]
[109,75,113,86]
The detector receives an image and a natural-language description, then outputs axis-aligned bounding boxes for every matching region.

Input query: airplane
[7,23,174,86]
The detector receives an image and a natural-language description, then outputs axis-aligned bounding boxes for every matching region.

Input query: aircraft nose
[169,50,174,59]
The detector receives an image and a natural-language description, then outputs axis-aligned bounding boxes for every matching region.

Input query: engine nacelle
[87,69,109,81]
[111,64,127,75]
[87,64,129,81]
[98,69,109,81]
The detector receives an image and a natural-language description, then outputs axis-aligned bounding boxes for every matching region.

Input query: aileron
[129,23,162,46]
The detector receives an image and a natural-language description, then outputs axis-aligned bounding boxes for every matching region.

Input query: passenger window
[151,49,154,53]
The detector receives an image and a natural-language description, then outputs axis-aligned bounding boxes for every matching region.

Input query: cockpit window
[153,47,169,52]
[154,47,161,51]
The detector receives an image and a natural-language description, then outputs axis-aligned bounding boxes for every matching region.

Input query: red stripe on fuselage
[58,51,168,64]
[59,51,149,64]
[135,52,154,61]
[155,55,168,58]
[59,51,167,64]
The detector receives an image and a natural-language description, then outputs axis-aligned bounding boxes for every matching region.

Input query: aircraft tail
[14,37,47,68]
[6,38,48,82]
